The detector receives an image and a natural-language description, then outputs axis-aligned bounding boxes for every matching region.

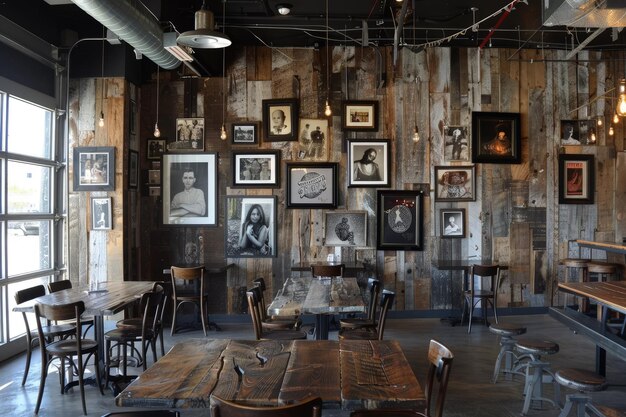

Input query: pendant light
[410,5,418,143]
[616,79,626,117]
[324,0,332,117]
[153,65,161,137]
[177,0,231,49]
[220,1,228,140]
[98,30,105,128]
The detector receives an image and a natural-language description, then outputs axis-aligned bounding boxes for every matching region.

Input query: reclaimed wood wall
[69,46,626,314]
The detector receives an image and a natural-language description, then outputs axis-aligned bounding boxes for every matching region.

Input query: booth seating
[515,338,561,415]
[489,322,529,383]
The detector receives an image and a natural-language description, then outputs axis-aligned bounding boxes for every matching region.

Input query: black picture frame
[444,125,470,161]
[347,139,391,187]
[440,208,466,238]
[225,195,277,258]
[558,154,595,204]
[341,100,379,131]
[232,150,280,188]
[560,120,596,145]
[73,146,115,191]
[296,118,329,161]
[286,162,338,208]
[169,117,204,152]
[147,138,166,160]
[376,190,423,251]
[129,150,138,189]
[434,165,476,202]
[162,153,218,226]
[471,111,521,164]
[262,99,299,141]
[324,211,368,247]
[232,122,260,145]
[91,197,112,230]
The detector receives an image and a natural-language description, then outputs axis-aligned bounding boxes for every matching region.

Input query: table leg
[315,314,330,340]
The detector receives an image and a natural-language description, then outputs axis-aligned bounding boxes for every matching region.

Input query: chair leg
[461,296,468,328]
[468,299,475,334]
[22,342,33,386]
[77,353,87,415]
[199,301,208,337]
[34,356,48,415]
[170,303,179,336]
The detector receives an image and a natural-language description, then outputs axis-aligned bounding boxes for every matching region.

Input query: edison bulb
[412,125,420,142]
[98,111,104,127]
[609,125,614,136]
[220,124,227,141]
[590,132,597,142]
[613,114,620,124]
[324,100,332,117]
[153,122,161,138]
[597,117,603,126]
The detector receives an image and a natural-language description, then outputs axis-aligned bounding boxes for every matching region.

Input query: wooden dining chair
[170,265,208,336]
[340,278,381,330]
[461,264,500,333]
[338,289,395,341]
[48,279,95,337]
[252,277,301,330]
[34,300,105,415]
[210,395,322,417]
[311,263,344,278]
[246,287,308,340]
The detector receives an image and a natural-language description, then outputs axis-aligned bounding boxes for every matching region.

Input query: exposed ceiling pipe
[71,0,181,70]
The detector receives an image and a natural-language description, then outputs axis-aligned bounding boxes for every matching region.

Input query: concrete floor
[1,314,625,417]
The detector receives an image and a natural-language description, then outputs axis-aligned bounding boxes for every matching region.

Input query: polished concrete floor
[1,314,625,417]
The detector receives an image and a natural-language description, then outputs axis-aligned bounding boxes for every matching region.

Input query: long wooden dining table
[116,338,424,411]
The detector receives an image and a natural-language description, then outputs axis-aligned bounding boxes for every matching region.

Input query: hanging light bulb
[220,124,227,141]
[154,65,160,137]
[616,79,626,117]
[609,125,614,136]
[590,131,597,143]
[412,125,420,142]
[613,113,620,124]
[153,122,161,137]
[597,117,603,126]
[98,111,105,127]
[324,100,332,117]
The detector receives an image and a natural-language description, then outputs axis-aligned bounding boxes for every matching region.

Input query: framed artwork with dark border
[286,162,338,208]
[434,165,476,202]
[471,112,521,164]
[168,117,204,152]
[73,146,115,191]
[376,190,423,251]
[558,154,595,204]
[232,150,280,188]
[162,153,217,226]
[444,125,470,161]
[147,138,166,160]
[560,120,596,145]
[440,208,466,238]
[348,139,391,187]
[129,150,138,188]
[91,197,112,230]
[296,118,329,161]
[341,100,378,131]
[232,122,259,145]
[225,195,277,258]
[262,99,299,141]
[324,211,368,247]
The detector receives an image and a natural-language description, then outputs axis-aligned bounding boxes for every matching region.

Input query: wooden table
[267,276,366,339]
[116,339,424,411]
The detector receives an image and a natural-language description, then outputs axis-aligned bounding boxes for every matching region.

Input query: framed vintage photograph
[444,125,469,161]
[286,162,338,208]
[73,146,115,191]
[225,196,277,258]
[324,211,367,247]
[232,150,280,188]
[471,112,521,164]
[376,190,423,251]
[558,154,595,204]
[129,150,138,188]
[341,100,378,131]
[162,153,217,226]
[297,118,329,161]
[91,197,112,230]
[147,138,166,160]
[348,139,391,187]
[560,120,596,145]
[262,99,299,141]
[232,122,259,145]
[168,117,204,152]
[440,208,466,238]
[148,169,160,185]
[148,186,161,197]
[434,165,476,202]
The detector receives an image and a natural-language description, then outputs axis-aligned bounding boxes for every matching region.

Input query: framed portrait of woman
[347,139,391,187]
[224,196,277,258]
[440,208,466,238]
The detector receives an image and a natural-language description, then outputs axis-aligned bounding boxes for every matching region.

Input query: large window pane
[7,277,51,340]
[7,220,51,276]
[7,161,51,213]
[7,96,52,159]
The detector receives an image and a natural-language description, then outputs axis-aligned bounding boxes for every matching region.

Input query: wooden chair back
[468,264,500,295]
[252,278,268,320]
[423,339,454,417]
[311,264,344,278]
[366,278,381,322]
[375,290,395,340]
[246,287,263,339]
[210,395,322,417]
[48,279,72,293]
[170,265,207,336]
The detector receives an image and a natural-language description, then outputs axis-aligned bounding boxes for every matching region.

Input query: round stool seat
[515,338,560,356]
[489,322,527,337]
[559,258,590,268]
[586,261,618,274]
[555,368,607,392]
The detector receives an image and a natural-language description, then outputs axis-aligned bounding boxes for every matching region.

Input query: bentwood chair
[34,300,104,415]
[462,264,501,333]
[14,285,75,386]
[210,395,322,417]
[48,279,95,337]
[340,278,381,330]
[246,287,308,340]
[170,266,209,336]
[338,290,395,341]
[252,277,301,330]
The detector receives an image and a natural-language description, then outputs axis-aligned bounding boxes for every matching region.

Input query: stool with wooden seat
[554,368,607,417]
[489,322,528,383]
[586,261,620,282]
[515,338,561,415]
[559,258,590,310]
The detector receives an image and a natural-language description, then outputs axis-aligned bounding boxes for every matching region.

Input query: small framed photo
[73,146,115,191]
[440,208,466,238]
[225,196,277,258]
[286,162,338,208]
[341,100,378,131]
[91,197,112,230]
[232,122,259,145]
[348,139,391,187]
[162,153,217,226]
[376,190,423,251]
[168,117,204,152]
[434,165,476,202]
[129,150,138,188]
[262,99,299,141]
[232,150,280,188]
[148,170,160,185]
[558,154,595,204]
[324,211,367,247]
[471,112,521,164]
[560,120,596,145]
[148,186,161,197]
[444,126,469,161]
[147,138,166,160]
[297,118,329,161]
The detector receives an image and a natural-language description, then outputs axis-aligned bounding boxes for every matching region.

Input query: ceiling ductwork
[70,0,181,70]
[543,0,626,27]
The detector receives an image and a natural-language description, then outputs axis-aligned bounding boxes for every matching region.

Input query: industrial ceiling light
[277,3,292,15]
[616,79,626,117]
[177,0,231,49]
[163,32,194,62]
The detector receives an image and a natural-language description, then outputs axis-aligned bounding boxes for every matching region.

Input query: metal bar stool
[554,368,607,417]
[489,322,529,383]
[515,338,561,415]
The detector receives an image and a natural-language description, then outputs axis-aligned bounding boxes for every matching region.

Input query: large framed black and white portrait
[73,146,115,191]
[162,153,217,226]
[347,139,391,187]
[324,211,367,247]
[232,150,280,188]
[225,196,277,258]
[376,190,423,251]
